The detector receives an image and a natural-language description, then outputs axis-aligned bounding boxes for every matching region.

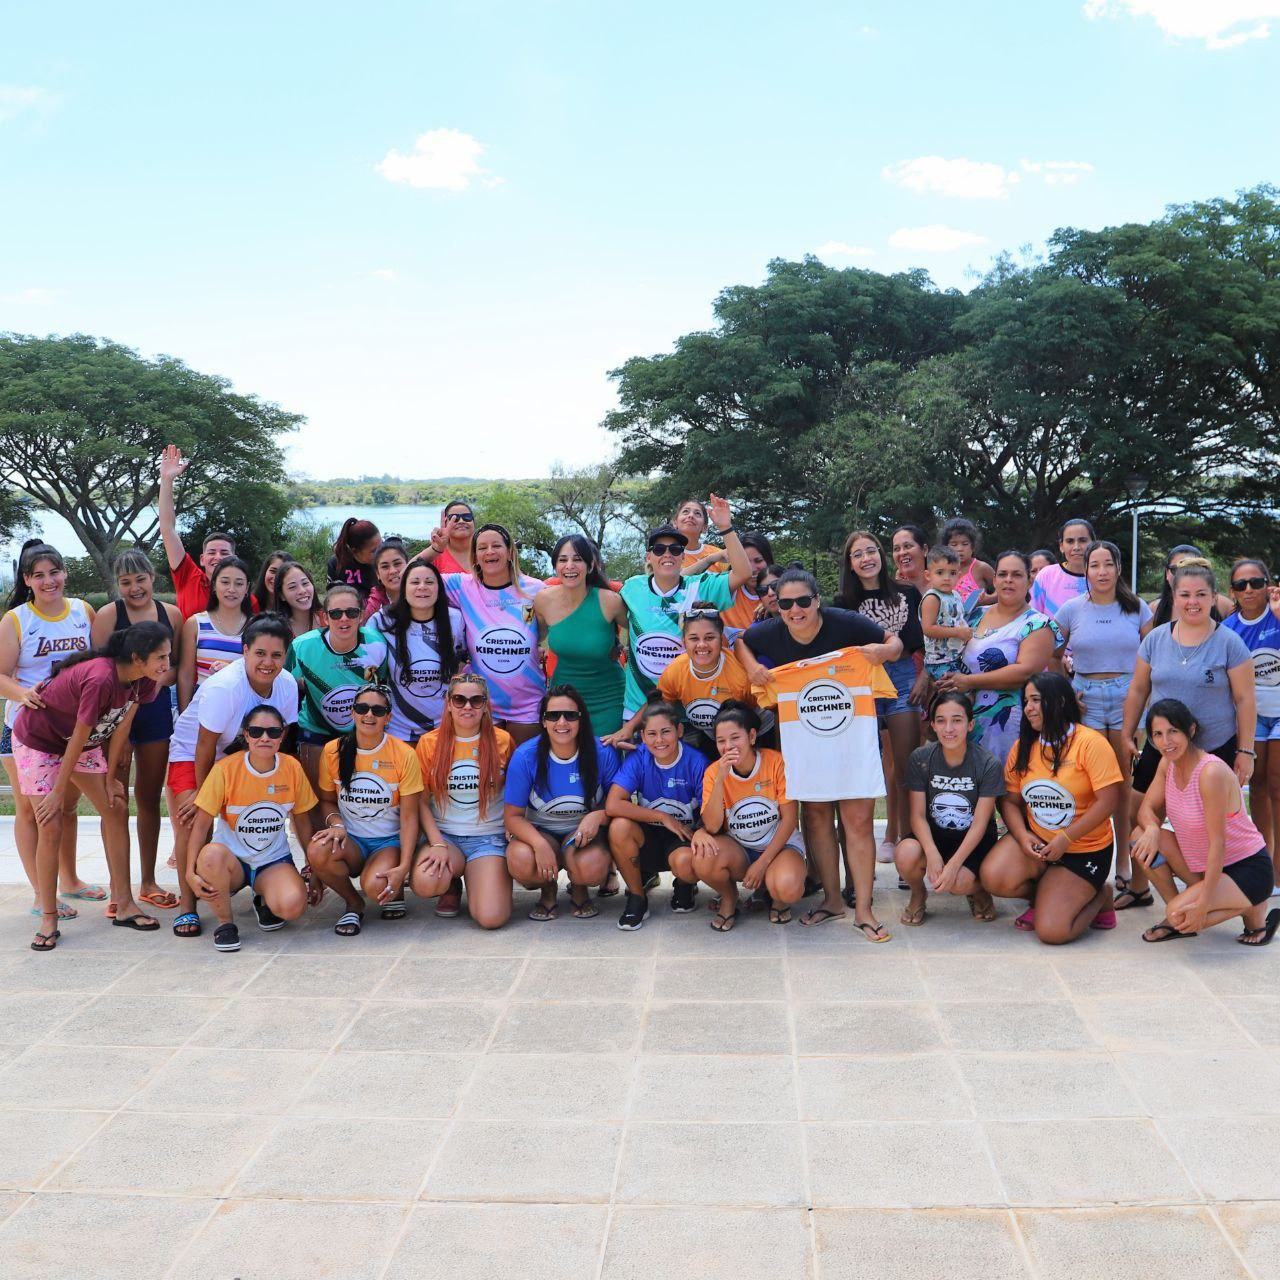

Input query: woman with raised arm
[177,556,253,709]
[673,498,728,574]
[423,500,477,576]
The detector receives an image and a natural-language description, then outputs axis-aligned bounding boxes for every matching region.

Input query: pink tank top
[955,564,981,601]
[1164,755,1264,872]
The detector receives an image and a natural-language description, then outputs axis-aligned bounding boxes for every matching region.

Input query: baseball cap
[647,523,688,549]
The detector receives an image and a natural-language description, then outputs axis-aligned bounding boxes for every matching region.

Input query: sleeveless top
[1163,754,1264,872]
[545,588,625,734]
[193,612,247,686]
[112,598,172,636]
[4,598,93,728]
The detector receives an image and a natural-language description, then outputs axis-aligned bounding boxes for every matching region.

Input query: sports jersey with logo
[1004,725,1123,854]
[318,733,423,839]
[286,627,389,736]
[761,648,895,801]
[441,574,545,722]
[195,751,317,869]
[169,658,299,766]
[3,599,93,729]
[416,728,514,836]
[504,737,621,835]
[371,607,469,740]
[657,652,756,732]
[1224,607,1280,719]
[701,748,790,851]
[612,743,708,824]
[619,573,735,713]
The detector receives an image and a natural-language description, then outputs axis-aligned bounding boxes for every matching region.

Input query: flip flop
[111,914,160,931]
[710,908,740,932]
[1237,907,1280,947]
[59,884,107,901]
[31,902,78,920]
[597,871,621,898]
[139,890,180,910]
[172,912,201,938]
[528,899,558,921]
[856,921,892,944]
[30,929,60,952]
[967,893,997,922]
[900,903,926,926]
[1143,920,1196,943]
[570,897,599,920]
[769,904,792,925]
[800,906,845,927]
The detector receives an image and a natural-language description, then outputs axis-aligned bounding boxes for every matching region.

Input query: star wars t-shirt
[904,740,1005,837]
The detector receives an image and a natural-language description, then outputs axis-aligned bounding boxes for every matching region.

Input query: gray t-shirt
[1056,595,1152,673]
[904,740,1005,835]
[1137,623,1252,750]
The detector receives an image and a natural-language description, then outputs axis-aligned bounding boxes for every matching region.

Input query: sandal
[379,899,407,921]
[528,897,558,922]
[597,870,621,898]
[856,920,892,944]
[1143,919,1195,943]
[1013,907,1036,932]
[139,890,180,910]
[59,883,106,901]
[1238,907,1280,947]
[111,914,160,931]
[570,893,599,920]
[32,902,78,920]
[334,911,363,937]
[1090,909,1118,931]
[1113,875,1154,911]
[30,929,60,952]
[900,902,927,926]
[800,906,845,927]
[967,891,997,922]
[213,922,240,952]
[768,903,792,925]
[710,908,739,932]
[172,912,202,939]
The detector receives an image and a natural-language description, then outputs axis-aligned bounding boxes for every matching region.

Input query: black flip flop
[30,929,60,952]
[1238,907,1280,947]
[1143,920,1196,943]
[111,914,160,931]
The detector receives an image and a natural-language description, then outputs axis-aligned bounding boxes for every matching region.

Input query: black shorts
[1223,850,1276,906]
[1133,735,1236,794]
[932,821,999,876]
[638,823,686,877]
[1054,840,1115,891]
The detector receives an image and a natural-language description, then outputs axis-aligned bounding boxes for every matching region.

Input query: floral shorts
[12,740,108,795]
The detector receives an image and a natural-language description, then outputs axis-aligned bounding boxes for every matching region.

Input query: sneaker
[670,880,697,913]
[435,888,463,918]
[643,872,661,892]
[252,893,285,932]
[618,892,649,930]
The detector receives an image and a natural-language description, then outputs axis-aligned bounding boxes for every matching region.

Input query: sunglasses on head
[1232,576,1267,591]
[352,702,390,717]
[777,594,815,611]
[244,724,284,740]
[449,692,486,709]
[543,708,581,722]
[650,542,683,557]
[327,606,362,620]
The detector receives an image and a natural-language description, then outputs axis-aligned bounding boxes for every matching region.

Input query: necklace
[1173,621,1210,665]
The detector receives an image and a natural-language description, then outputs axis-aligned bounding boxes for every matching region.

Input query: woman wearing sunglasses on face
[413,674,515,929]
[1224,558,1280,872]
[308,684,423,936]
[422,500,477,576]
[187,705,317,952]
[504,685,621,920]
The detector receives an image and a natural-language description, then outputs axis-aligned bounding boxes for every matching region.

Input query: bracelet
[1236,748,1257,758]
[325,817,345,829]
[718,524,737,536]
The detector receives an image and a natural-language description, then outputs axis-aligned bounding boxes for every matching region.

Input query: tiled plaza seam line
[783,921,822,1278]
[370,946,532,1280]
[1203,1201,1263,1280]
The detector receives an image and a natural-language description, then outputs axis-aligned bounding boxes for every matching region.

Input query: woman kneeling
[1132,699,1278,946]
[187,706,317,952]
[308,684,421,936]
[981,674,1123,944]
[688,701,805,931]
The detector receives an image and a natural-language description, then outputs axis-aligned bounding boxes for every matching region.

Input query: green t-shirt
[285,627,389,737]
[619,572,734,713]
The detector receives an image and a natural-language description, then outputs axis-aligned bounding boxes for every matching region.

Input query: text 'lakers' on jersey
[762,648,896,802]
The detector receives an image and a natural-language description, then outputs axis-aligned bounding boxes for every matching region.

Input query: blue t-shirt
[504,736,621,834]
[612,743,709,825]
[1224,607,1280,719]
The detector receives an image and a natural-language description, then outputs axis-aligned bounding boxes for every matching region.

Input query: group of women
[2,451,1276,953]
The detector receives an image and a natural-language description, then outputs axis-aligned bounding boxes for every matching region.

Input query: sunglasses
[449,693,487,709]
[777,594,815,611]
[1232,576,1267,591]
[649,542,684,557]
[760,582,778,595]
[543,708,581,722]
[448,512,475,523]
[352,702,390,717]
[244,725,285,740]
[327,607,362,620]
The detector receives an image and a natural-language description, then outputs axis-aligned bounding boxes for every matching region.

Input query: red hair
[426,674,504,807]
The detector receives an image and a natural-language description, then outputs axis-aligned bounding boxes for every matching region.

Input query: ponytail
[7,540,65,610]
[332,518,380,570]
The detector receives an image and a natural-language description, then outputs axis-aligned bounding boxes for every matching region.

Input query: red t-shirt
[13,657,157,754]
[173,553,259,619]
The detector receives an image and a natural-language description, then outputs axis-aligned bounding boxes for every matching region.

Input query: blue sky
[2,1,1278,479]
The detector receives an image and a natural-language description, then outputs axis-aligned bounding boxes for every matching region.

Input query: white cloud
[0,287,56,304]
[1021,158,1096,186]
[376,128,501,191]
[1083,1,1279,49]
[813,241,874,259]
[0,86,50,124]
[888,225,988,252]
[882,155,1020,199]
[371,268,397,281]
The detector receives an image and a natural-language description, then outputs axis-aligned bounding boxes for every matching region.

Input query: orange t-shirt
[415,728,514,836]
[701,748,789,851]
[721,584,763,631]
[1003,725,1123,853]
[658,652,756,733]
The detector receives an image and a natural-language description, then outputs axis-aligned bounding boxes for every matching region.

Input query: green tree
[369,484,397,506]
[477,484,556,574]
[0,334,301,582]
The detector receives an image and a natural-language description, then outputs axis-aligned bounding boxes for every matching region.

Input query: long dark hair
[1146,697,1201,743]
[266,561,323,628]
[385,560,458,689]
[51,620,170,679]
[1152,543,1205,628]
[252,551,294,613]
[1084,540,1142,615]
[332,518,380,570]
[205,556,254,618]
[740,532,775,565]
[551,534,610,590]
[1013,672,1081,777]
[837,529,901,610]
[7,540,65,610]
[336,683,392,789]
[534,684,600,809]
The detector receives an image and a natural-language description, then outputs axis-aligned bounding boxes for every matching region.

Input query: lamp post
[1124,473,1148,592]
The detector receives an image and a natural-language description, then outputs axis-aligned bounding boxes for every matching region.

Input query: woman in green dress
[534,535,627,737]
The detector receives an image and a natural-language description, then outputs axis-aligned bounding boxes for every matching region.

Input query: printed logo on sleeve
[474,627,530,676]
[795,678,854,736]
[634,633,684,679]
[1022,779,1077,830]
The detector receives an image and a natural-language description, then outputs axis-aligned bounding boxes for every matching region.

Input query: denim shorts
[1258,714,1280,743]
[235,853,295,890]
[347,832,402,865]
[446,832,508,863]
[1072,674,1132,731]
[876,656,918,719]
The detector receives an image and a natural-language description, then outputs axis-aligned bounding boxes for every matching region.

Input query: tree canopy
[606,187,1280,571]
[0,334,301,581]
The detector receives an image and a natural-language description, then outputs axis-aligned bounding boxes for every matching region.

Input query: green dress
[546,588,625,734]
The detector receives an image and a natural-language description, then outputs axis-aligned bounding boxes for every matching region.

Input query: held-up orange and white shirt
[658,652,756,733]
[318,734,423,839]
[195,752,317,869]
[701,748,790,852]
[758,648,896,801]
[415,729,514,837]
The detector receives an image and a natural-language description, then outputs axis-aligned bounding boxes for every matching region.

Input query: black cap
[647,523,688,549]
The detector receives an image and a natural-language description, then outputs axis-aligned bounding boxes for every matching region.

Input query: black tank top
[112,598,173,635]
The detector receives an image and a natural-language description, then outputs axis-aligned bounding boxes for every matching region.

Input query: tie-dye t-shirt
[1029,564,1088,619]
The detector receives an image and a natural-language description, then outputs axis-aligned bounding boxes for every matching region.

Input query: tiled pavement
[0,821,1277,1278]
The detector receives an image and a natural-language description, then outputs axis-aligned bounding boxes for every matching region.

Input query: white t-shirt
[169,658,299,764]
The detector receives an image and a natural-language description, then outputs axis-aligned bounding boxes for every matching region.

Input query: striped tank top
[4,599,94,728]
[193,612,247,686]
[1164,754,1264,872]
